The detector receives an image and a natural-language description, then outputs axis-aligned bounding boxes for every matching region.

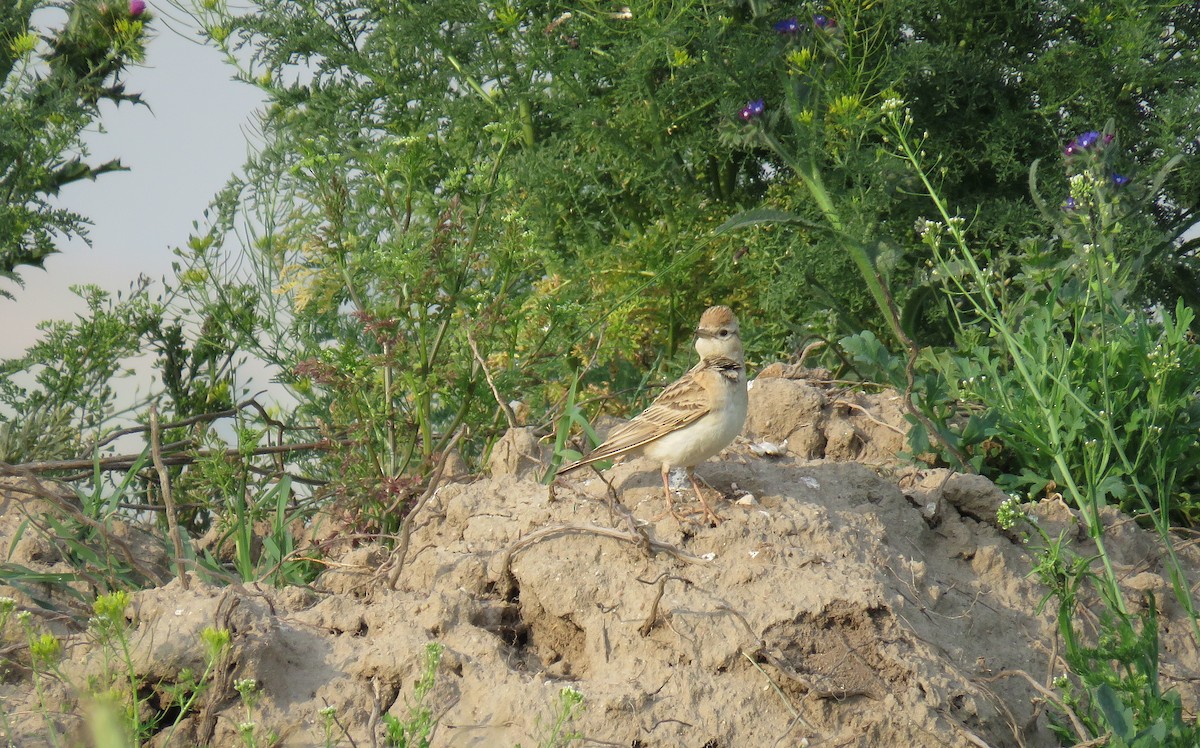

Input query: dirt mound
[2,375,1199,746]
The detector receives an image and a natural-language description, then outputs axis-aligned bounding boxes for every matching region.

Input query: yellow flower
[785,48,813,74]
[827,94,863,119]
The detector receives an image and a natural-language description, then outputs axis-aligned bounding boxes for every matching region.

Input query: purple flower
[129,0,146,16]
[1111,173,1130,187]
[1062,197,1077,211]
[739,98,766,121]
[773,17,801,34]
[1065,130,1108,156]
[813,14,836,29]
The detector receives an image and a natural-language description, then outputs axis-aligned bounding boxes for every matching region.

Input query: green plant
[543,373,602,483]
[87,591,147,745]
[16,610,65,746]
[521,686,585,748]
[1011,511,1200,746]
[192,453,317,585]
[1,443,177,609]
[0,285,152,456]
[872,100,1200,742]
[1,0,153,296]
[885,102,1193,590]
[234,677,278,748]
[318,705,349,748]
[382,642,443,748]
[156,626,232,746]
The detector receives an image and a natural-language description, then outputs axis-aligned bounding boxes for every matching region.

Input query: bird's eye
[719,329,730,338]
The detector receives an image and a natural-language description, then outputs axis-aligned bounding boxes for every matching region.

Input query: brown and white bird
[557,305,749,523]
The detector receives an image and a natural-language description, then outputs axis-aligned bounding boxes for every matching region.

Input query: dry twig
[3,439,340,476]
[494,524,708,600]
[637,573,690,636]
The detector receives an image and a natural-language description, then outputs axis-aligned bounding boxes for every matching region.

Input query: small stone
[1125,572,1166,595]
[749,439,788,457]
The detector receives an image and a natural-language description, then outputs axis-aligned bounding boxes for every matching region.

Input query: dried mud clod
[760,601,907,701]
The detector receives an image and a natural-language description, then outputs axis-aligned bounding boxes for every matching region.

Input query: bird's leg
[660,463,678,517]
[651,463,692,522]
[688,467,724,525]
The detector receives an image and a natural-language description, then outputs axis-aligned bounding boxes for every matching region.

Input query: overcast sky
[0,7,265,359]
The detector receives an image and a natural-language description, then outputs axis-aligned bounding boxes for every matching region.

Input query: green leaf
[713,208,823,235]
[1130,719,1167,747]
[839,330,904,386]
[907,419,931,456]
[1095,683,1133,739]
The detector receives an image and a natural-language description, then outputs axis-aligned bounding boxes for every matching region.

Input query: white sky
[0,8,265,359]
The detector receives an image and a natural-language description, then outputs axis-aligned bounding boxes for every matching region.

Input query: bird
[557,305,749,523]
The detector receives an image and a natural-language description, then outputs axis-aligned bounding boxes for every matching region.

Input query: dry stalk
[832,398,907,435]
[150,405,190,590]
[796,339,825,368]
[92,396,287,449]
[740,649,802,721]
[756,646,871,701]
[195,590,242,746]
[467,330,517,429]
[982,669,1091,744]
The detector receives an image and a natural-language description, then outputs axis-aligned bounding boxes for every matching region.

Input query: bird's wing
[557,368,712,473]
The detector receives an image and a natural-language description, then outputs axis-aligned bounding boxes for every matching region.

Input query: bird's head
[693,305,743,361]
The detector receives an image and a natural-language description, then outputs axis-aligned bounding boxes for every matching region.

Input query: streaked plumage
[558,306,748,522]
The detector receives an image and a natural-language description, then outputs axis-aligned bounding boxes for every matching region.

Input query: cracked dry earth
[2,367,1199,746]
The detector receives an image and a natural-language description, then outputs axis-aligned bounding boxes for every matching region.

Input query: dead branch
[92,395,289,450]
[2,439,341,476]
[387,428,466,591]
[467,330,517,429]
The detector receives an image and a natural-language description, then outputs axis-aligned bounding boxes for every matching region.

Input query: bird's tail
[555,456,589,476]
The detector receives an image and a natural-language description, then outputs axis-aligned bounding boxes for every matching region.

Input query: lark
[558,305,749,523]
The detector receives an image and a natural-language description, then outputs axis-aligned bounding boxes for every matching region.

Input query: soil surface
[2,367,1199,747]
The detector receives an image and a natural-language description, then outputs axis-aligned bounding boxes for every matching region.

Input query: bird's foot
[651,493,723,525]
[696,500,724,526]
